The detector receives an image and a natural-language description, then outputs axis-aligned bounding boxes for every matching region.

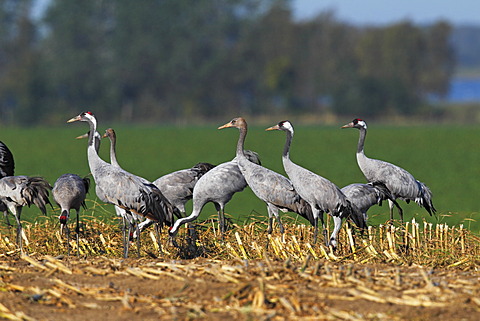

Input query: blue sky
[292,0,480,25]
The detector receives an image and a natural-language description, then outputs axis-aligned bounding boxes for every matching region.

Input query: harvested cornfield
[1,217,479,320]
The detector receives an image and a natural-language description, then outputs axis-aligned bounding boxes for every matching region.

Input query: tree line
[0,0,455,125]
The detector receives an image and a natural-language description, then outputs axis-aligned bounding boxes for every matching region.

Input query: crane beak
[218,123,233,130]
[265,125,280,131]
[341,122,354,129]
[67,115,81,123]
[75,133,88,140]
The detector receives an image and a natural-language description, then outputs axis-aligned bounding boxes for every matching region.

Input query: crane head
[218,117,247,130]
[67,111,95,123]
[103,128,116,139]
[341,118,367,130]
[265,120,294,134]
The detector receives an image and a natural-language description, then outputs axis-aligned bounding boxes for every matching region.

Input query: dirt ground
[0,254,479,321]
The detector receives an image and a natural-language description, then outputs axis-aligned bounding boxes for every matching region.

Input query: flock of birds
[0,112,436,257]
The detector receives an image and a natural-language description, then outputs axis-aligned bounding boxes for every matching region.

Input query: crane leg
[215,203,226,237]
[66,224,71,256]
[313,218,318,244]
[121,216,127,255]
[311,208,323,244]
[3,211,11,227]
[154,223,164,254]
[134,222,141,258]
[75,210,80,257]
[329,216,342,251]
[124,219,132,259]
[13,208,24,255]
[388,200,404,222]
[267,204,284,240]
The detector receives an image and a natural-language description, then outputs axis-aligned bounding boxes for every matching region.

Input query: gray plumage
[0,141,15,226]
[101,127,176,257]
[138,162,215,235]
[267,120,366,249]
[341,182,398,222]
[168,150,264,238]
[0,176,52,252]
[0,141,14,178]
[102,128,145,228]
[68,112,175,248]
[52,173,90,255]
[342,118,436,221]
[154,162,215,215]
[216,118,315,237]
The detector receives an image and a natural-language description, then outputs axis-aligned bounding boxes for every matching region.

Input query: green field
[3,121,480,233]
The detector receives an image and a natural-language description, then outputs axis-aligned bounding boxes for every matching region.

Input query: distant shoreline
[447,76,480,102]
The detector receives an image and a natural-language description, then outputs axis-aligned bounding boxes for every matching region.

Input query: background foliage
[0,0,460,125]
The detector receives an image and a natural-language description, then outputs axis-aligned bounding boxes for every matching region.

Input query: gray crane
[0,140,15,226]
[68,112,176,257]
[341,118,436,221]
[52,173,90,255]
[102,128,145,254]
[341,182,399,222]
[266,120,366,249]
[217,118,315,239]
[0,176,52,253]
[78,129,139,245]
[102,127,191,255]
[168,150,263,240]
[154,162,215,216]
[137,162,216,236]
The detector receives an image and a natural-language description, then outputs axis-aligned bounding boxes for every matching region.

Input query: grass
[1,122,480,233]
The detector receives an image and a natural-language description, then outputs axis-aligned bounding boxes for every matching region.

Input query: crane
[136,162,215,236]
[0,176,52,253]
[68,112,175,257]
[102,127,150,256]
[341,182,399,222]
[341,118,436,221]
[266,120,366,249]
[78,129,141,255]
[168,150,264,241]
[217,117,315,239]
[52,173,90,255]
[0,140,15,226]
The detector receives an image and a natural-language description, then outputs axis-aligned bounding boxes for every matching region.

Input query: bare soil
[1,254,479,321]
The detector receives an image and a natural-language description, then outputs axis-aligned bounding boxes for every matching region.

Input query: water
[447,77,480,102]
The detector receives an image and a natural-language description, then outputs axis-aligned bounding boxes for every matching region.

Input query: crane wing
[0,141,14,177]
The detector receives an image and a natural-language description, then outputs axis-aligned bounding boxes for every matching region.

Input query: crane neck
[87,118,97,149]
[86,118,103,169]
[357,127,367,155]
[235,125,247,159]
[282,129,293,160]
[109,135,120,167]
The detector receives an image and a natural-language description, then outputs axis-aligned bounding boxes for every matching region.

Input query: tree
[0,0,44,125]
[333,21,454,116]
[40,0,114,121]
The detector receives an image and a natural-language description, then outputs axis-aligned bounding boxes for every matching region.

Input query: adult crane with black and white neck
[341,118,436,221]
[266,120,366,249]
[68,112,175,257]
